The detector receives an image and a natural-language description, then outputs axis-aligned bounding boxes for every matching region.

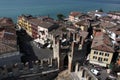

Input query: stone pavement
[55,69,72,80]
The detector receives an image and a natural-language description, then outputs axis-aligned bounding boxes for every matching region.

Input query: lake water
[0,0,119,21]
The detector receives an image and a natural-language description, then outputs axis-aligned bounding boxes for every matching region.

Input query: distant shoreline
[0,0,119,23]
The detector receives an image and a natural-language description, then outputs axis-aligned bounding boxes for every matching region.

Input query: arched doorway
[63,55,68,69]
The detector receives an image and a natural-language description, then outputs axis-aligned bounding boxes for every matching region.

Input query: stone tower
[53,37,61,69]
[68,42,74,72]
[53,31,86,72]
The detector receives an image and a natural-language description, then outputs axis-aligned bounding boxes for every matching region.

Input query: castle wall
[0,59,59,80]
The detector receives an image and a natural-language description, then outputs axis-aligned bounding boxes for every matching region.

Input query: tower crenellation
[52,30,87,72]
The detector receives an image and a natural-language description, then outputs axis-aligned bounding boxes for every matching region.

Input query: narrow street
[16,29,38,64]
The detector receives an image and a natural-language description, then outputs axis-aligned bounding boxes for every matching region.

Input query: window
[104,58,108,61]
[94,51,98,55]
[99,52,104,56]
[105,53,109,57]
[40,31,45,35]
[93,56,97,59]
[98,57,102,62]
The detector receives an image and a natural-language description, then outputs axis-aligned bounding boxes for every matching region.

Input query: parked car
[109,74,116,79]
[90,69,100,76]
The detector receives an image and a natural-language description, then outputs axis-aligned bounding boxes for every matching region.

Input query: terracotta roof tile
[69,12,81,17]
[28,18,55,29]
[79,31,88,38]
[0,42,17,54]
[0,17,14,27]
[91,32,114,52]
[107,26,120,35]
[100,21,116,28]
[0,27,17,54]
[100,16,112,21]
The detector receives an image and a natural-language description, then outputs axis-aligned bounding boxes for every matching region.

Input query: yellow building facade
[18,16,33,37]
[89,49,113,67]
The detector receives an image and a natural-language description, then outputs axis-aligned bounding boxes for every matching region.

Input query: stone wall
[0,59,59,80]
[75,64,98,80]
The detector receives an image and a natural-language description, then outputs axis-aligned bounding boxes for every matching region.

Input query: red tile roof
[0,42,17,54]
[107,26,120,35]
[0,27,17,54]
[69,12,81,17]
[108,12,120,16]
[100,16,112,21]
[91,32,114,52]
[116,38,120,42]
[79,31,88,38]
[29,18,55,29]
[0,17,14,27]
[100,21,116,28]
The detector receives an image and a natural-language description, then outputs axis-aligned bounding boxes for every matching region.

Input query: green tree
[98,8,103,12]
[57,14,65,21]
